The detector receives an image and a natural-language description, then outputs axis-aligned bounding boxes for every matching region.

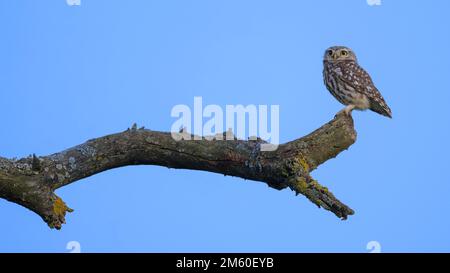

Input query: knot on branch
[224,128,237,140]
[31,154,42,172]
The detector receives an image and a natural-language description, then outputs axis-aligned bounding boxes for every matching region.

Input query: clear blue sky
[1,0,449,253]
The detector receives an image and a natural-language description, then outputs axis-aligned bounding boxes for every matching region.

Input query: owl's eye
[327,50,333,56]
[341,50,348,56]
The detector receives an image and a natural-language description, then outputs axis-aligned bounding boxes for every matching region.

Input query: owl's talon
[335,109,345,118]
[345,105,356,116]
[335,105,355,118]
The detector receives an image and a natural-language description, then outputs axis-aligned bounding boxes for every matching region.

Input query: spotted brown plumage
[323,46,392,118]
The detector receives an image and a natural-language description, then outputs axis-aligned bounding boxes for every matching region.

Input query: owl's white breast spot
[333,67,343,76]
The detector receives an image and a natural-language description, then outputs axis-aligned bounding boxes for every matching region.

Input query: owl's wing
[339,62,392,118]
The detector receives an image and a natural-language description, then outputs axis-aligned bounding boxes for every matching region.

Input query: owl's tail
[369,98,392,118]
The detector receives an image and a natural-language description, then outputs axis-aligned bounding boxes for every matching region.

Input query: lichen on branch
[0,112,356,229]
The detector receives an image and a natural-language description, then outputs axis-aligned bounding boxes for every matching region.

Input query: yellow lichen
[309,179,329,194]
[53,196,73,217]
[293,177,308,194]
[298,157,310,172]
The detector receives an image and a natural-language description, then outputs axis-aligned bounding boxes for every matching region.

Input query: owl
[323,46,392,118]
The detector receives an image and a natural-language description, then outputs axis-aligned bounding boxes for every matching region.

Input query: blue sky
[0,0,449,252]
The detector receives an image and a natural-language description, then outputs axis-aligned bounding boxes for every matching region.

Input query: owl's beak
[331,52,338,60]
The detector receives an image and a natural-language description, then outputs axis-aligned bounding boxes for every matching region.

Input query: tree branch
[0,112,356,229]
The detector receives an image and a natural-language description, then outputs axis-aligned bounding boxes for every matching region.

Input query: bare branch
[0,112,356,229]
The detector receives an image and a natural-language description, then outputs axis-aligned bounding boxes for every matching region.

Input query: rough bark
[0,112,356,229]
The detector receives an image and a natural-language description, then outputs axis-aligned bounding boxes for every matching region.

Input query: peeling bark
[0,112,356,229]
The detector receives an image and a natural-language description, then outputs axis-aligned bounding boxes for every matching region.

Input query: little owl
[323,46,392,118]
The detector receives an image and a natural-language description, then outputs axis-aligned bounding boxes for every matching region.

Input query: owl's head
[323,46,357,62]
